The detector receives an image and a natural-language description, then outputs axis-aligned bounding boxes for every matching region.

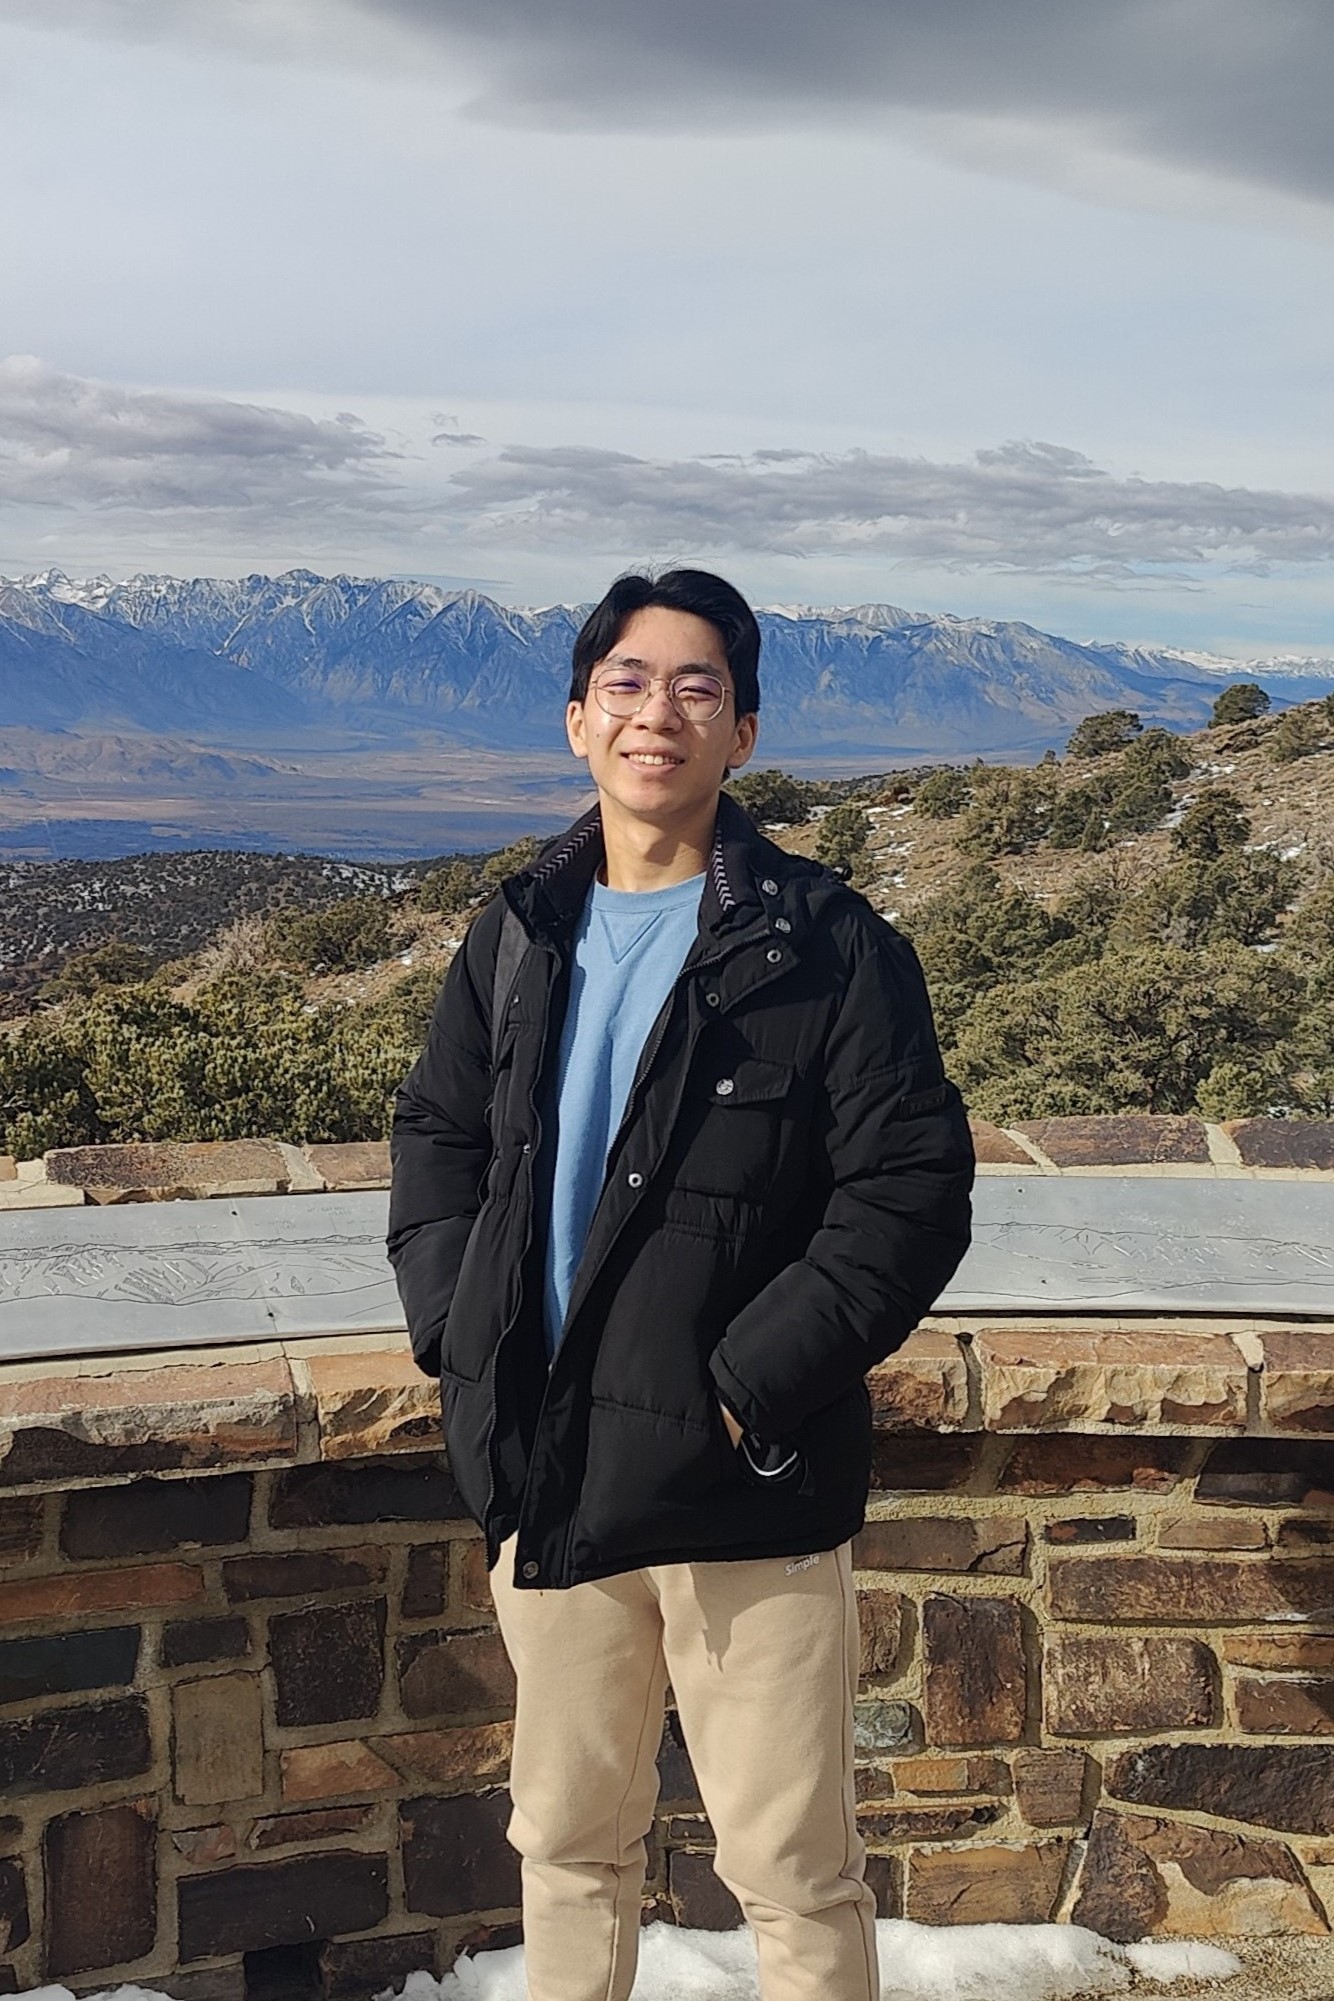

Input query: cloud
[0,354,403,530]
[6,360,1334,586]
[441,437,1334,581]
[16,0,1334,211]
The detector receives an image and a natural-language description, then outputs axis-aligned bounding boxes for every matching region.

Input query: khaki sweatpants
[490,1540,878,2001]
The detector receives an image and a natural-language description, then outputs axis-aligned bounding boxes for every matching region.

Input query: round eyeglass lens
[592,671,727,721]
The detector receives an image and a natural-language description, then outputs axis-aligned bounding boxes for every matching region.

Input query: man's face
[566,606,758,828]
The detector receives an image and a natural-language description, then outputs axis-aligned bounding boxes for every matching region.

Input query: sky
[1,0,1333,656]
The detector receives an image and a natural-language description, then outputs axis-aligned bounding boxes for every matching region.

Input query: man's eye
[600,675,645,695]
[675,677,722,700]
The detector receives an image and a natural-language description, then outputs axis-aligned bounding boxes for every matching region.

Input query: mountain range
[1,569,1330,860]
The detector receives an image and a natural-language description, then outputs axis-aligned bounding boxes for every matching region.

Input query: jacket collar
[503,790,833,947]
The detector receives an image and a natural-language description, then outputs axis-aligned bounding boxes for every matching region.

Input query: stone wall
[1,1313,1333,1995]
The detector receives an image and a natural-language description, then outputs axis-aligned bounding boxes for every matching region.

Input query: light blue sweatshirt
[541,872,704,1354]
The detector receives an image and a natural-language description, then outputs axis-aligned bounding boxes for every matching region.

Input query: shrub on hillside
[0,974,419,1158]
[957,767,1053,857]
[1171,786,1250,859]
[1269,707,1326,764]
[480,836,541,888]
[815,802,872,880]
[38,940,160,1001]
[1066,710,1142,760]
[728,768,818,825]
[912,768,970,819]
[267,895,397,974]
[417,860,479,915]
[1210,682,1270,726]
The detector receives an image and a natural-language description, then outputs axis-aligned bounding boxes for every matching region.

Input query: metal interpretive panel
[2,1175,1334,1363]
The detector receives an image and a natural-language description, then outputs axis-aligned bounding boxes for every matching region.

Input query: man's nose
[638,681,681,725]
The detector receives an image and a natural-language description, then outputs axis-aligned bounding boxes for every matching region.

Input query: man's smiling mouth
[624,751,685,766]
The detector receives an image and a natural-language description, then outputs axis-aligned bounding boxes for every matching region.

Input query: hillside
[3,691,1334,1143]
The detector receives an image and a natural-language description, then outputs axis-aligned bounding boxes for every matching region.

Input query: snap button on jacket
[387,796,975,1590]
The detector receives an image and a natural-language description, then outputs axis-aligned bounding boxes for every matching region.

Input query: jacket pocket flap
[705,1055,793,1106]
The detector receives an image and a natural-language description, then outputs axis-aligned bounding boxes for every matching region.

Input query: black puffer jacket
[388,796,974,1589]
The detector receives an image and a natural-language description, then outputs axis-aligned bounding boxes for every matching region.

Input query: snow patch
[409,1920,1236,2001]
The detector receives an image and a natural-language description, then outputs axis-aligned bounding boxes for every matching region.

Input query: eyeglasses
[590,666,731,723]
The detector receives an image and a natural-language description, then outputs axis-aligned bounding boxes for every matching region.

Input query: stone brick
[1106,1743,1334,1834]
[0,1696,150,1797]
[870,1433,981,1492]
[0,1359,297,1485]
[999,1434,1190,1495]
[397,1629,516,1720]
[0,1626,139,1703]
[1044,1515,1136,1544]
[157,1966,246,2001]
[1016,1115,1209,1167]
[303,1141,391,1190]
[1222,1633,1334,1671]
[1260,1332,1334,1434]
[0,1861,27,1954]
[906,1840,1069,1924]
[270,1599,386,1727]
[44,1800,155,1975]
[1197,1439,1334,1507]
[1072,1809,1327,1941]
[459,1538,493,1612]
[1237,1678,1334,1735]
[173,1674,265,1804]
[857,1589,904,1679]
[668,1849,741,1930]
[1048,1554,1334,1623]
[223,1547,387,1602]
[855,1517,1027,1575]
[862,1806,1000,1848]
[319,1931,438,2000]
[172,1826,237,1865]
[379,1721,513,1790]
[268,1455,458,1528]
[1046,1633,1216,1735]
[923,1596,1026,1747]
[854,1701,915,1753]
[657,1713,700,1804]
[303,1354,440,1462]
[178,1851,389,1960]
[1012,1749,1089,1827]
[1225,1119,1334,1170]
[402,1545,447,1620]
[889,1756,1009,1797]
[248,1807,371,1850]
[0,1560,203,1621]
[968,1121,1034,1165]
[1278,1518,1334,1549]
[865,1330,968,1431]
[45,1138,288,1200]
[400,1792,519,1917]
[61,1473,252,1559]
[161,1616,251,1669]
[0,1499,43,1564]
[974,1327,1246,1431]
[279,1740,398,1804]
[0,1821,20,1856]
[864,1855,898,1918]
[1159,1516,1268,1550]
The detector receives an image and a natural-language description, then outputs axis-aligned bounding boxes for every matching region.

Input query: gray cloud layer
[5,360,1333,582]
[0,355,400,527]
[446,438,1334,580]
[19,0,1334,208]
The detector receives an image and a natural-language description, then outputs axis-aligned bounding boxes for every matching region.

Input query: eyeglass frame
[588,659,734,724]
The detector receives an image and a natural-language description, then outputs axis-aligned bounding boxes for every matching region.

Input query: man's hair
[569,569,761,715]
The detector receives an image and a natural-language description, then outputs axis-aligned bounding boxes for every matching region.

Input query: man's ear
[728,712,759,773]
[566,700,589,761]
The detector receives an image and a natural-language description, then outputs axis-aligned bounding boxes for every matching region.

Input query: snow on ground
[17,1923,1246,2001]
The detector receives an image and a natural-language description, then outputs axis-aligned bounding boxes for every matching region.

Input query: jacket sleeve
[709,912,975,1441]
[386,900,500,1377]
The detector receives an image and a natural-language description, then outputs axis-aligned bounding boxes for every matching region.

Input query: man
[388,568,974,2001]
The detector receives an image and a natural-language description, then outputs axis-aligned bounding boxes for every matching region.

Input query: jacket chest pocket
[675,1054,794,1199]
